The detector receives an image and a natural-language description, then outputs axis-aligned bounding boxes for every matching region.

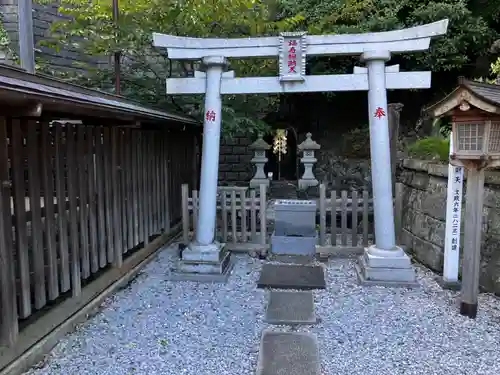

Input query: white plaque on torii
[279,32,307,82]
[153,20,449,286]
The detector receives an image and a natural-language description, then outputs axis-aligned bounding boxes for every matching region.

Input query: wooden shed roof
[426,77,500,118]
[0,64,199,126]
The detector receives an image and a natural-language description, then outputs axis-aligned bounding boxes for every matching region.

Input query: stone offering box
[274,199,317,237]
[272,200,318,256]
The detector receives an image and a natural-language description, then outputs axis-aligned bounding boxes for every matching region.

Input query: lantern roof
[298,132,321,150]
[426,77,500,118]
[249,134,271,150]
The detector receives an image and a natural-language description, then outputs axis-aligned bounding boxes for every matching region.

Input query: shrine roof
[461,79,500,106]
[426,77,500,118]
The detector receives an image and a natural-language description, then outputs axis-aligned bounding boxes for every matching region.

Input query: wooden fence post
[331,190,337,246]
[241,191,247,243]
[362,191,369,247]
[11,119,32,317]
[341,190,348,246]
[111,127,123,268]
[231,190,237,244]
[221,191,228,242]
[319,184,326,246]
[181,184,189,243]
[388,103,403,196]
[250,190,257,242]
[67,124,82,297]
[394,182,403,244]
[163,135,171,234]
[0,116,18,346]
[351,191,359,247]
[259,184,267,246]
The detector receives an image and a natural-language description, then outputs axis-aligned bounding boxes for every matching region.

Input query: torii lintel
[153,19,449,60]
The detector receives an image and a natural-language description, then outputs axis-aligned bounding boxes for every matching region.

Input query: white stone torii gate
[153,19,449,284]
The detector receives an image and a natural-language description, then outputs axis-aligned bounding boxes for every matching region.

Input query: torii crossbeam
[153,19,449,285]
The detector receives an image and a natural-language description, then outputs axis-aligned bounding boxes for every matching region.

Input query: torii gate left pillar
[175,56,233,281]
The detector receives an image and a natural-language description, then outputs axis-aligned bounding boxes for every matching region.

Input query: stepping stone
[257,264,326,290]
[269,254,315,265]
[264,291,317,325]
[256,331,320,375]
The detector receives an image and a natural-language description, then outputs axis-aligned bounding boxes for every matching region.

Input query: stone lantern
[427,77,500,319]
[298,132,320,190]
[249,134,271,188]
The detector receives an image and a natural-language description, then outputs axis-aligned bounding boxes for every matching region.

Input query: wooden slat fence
[0,119,197,371]
[316,183,375,257]
[181,184,268,252]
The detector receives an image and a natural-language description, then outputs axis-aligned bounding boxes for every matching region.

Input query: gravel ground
[26,244,500,375]
[26,244,267,375]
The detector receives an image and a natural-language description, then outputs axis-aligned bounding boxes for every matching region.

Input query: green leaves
[0,20,9,49]
[34,0,499,138]
[407,136,450,162]
[0,17,17,61]
[279,0,497,73]
[35,0,302,137]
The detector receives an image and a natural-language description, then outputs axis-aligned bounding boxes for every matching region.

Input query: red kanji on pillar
[374,107,386,119]
[205,110,216,122]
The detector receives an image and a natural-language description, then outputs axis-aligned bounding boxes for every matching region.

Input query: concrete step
[257,264,326,290]
[256,330,320,375]
[264,291,317,325]
[268,254,315,265]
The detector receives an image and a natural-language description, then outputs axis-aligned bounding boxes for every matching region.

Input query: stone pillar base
[436,276,461,291]
[355,245,418,288]
[250,178,269,189]
[170,241,234,283]
[298,179,318,190]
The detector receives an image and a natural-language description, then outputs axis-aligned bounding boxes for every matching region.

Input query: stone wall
[399,159,500,294]
[218,129,373,191]
[0,1,105,70]
[218,134,254,186]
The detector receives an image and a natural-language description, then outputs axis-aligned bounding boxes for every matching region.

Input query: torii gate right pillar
[355,50,417,287]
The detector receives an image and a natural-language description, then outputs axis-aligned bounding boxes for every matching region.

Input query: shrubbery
[406,137,450,162]
[341,126,370,159]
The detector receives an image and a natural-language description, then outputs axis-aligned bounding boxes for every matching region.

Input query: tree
[36,0,303,138]
[274,0,498,136]
[278,0,496,74]
[37,0,500,139]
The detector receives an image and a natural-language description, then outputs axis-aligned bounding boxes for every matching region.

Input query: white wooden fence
[181,184,268,252]
[179,182,400,258]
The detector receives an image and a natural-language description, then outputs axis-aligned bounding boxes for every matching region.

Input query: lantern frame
[451,120,500,160]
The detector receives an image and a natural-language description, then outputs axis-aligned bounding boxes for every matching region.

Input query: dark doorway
[264,128,298,180]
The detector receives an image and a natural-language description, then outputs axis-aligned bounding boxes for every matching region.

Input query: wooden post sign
[443,134,464,288]
[279,32,307,82]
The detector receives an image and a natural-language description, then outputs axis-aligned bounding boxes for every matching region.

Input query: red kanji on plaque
[287,42,298,74]
[205,110,216,122]
[374,107,386,119]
